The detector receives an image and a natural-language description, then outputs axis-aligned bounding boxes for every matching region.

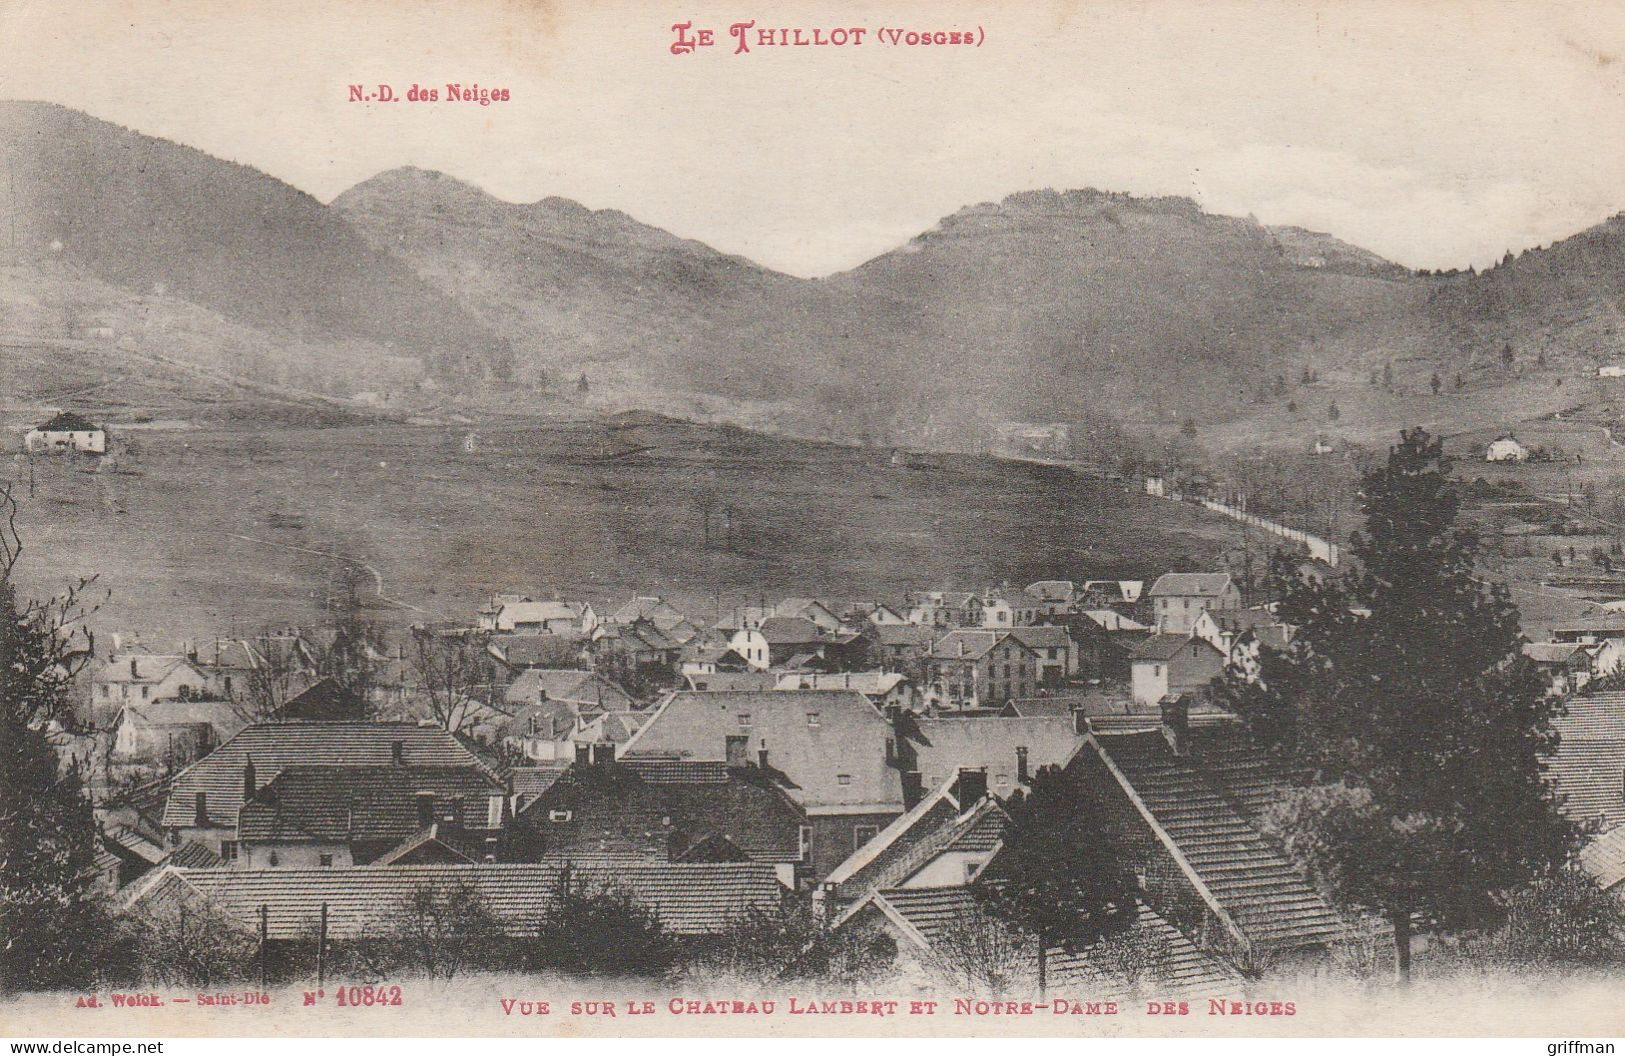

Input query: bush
[526,866,677,976]
[680,903,894,984]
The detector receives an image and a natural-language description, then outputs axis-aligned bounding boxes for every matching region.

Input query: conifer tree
[1216,428,1574,980]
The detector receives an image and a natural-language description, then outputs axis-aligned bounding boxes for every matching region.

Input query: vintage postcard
[2,0,1623,1043]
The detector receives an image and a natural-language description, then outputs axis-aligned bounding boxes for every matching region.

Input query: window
[806,712,821,728]
[738,712,752,727]
[268,851,280,867]
[965,860,982,881]
[798,825,812,861]
[100,684,110,698]
[995,773,1010,788]
[318,854,333,867]
[140,686,150,699]
[836,773,852,786]
[219,841,238,862]
[854,825,879,850]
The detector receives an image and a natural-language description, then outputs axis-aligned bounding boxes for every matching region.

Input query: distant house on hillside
[1147,573,1241,635]
[1599,365,1625,379]
[1485,435,1529,463]
[478,596,598,636]
[24,411,106,455]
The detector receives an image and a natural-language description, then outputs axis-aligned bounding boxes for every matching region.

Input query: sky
[2,0,1623,277]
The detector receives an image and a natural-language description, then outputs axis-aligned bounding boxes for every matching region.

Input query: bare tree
[236,630,306,720]
[363,882,503,980]
[122,893,258,989]
[926,902,1036,997]
[411,628,499,734]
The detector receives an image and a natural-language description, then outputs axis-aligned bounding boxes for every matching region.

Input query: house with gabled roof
[926,629,1041,709]
[905,591,983,629]
[1024,580,1080,617]
[775,671,917,712]
[235,764,508,868]
[24,410,106,454]
[94,650,217,712]
[620,689,904,879]
[1148,573,1241,635]
[900,715,1084,802]
[112,697,249,767]
[775,597,846,633]
[1130,634,1225,707]
[158,722,499,858]
[508,757,808,887]
[478,597,599,636]
[838,885,1246,1000]
[818,768,1007,913]
[502,668,634,711]
[609,595,688,627]
[729,616,827,671]
[1067,702,1361,973]
[979,589,1040,629]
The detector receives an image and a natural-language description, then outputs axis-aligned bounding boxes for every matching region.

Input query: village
[39,524,1624,998]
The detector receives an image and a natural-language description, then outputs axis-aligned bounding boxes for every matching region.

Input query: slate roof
[930,629,1037,662]
[1548,691,1625,830]
[622,690,902,813]
[37,410,99,432]
[1088,726,1352,954]
[236,766,505,843]
[1132,634,1219,662]
[268,678,367,722]
[1579,826,1625,894]
[684,670,780,692]
[1006,625,1072,650]
[160,722,496,830]
[907,716,1083,791]
[1080,609,1151,633]
[872,624,938,648]
[755,616,824,645]
[100,654,205,686]
[1148,573,1234,598]
[609,596,687,625]
[503,669,633,709]
[134,863,783,938]
[494,600,590,625]
[775,672,908,697]
[1025,580,1078,603]
[868,887,1242,998]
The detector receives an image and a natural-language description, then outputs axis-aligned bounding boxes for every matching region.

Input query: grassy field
[5,414,1240,644]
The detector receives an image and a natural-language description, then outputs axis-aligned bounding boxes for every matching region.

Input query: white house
[1598,365,1625,378]
[1485,435,1529,463]
[1147,572,1242,636]
[478,597,599,636]
[24,411,106,455]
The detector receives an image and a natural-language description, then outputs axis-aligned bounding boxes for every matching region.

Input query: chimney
[725,734,748,768]
[575,742,591,764]
[415,792,435,830]
[902,769,924,809]
[391,739,405,765]
[1161,695,1191,757]
[757,743,770,771]
[193,792,207,825]
[1016,746,1029,785]
[1071,704,1088,736]
[956,767,988,805]
[130,657,139,679]
[243,755,256,800]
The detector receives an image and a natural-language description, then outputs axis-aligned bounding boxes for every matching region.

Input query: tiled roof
[99,654,201,686]
[160,722,496,829]
[512,762,804,864]
[1089,727,1351,953]
[609,596,686,625]
[1549,692,1625,830]
[510,763,571,809]
[907,717,1083,790]
[495,601,589,624]
[237,766,504,843]
[1148,573,1234,598]
[1080,609,1151,633]
[372,825,475,865]
[683,671,780,692]
[164,840,224,869]
[1025,580,1077,602]
[621,759,732,784]
[869,887,1242,998]
[1579,826,1625,893]
[121,698,247,741]
[138,863,782,938]
[622,690,902,813]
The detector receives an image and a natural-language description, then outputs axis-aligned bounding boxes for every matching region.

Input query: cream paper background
[2,0,1624,1038]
